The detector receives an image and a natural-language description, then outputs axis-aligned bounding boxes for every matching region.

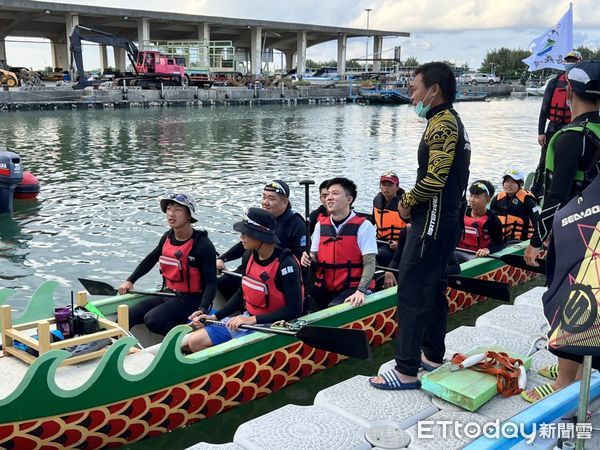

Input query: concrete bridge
[0,0,408,77]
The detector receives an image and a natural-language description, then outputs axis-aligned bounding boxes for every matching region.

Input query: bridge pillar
[337,34,347,79]
[296,30,307,77]
[0,38,6,62]
[137,18,150,47]
[283,51,294,72]
[198,23,210,68]
[113,47,126,72]
[373,35,383,73]
[250,26,262,77]
[66,13,79,79]
[99,45,108,72]
[51,41,67,71]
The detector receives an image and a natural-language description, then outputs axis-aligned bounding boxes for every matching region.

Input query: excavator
[0,59,19,88]
[70,25,188,89]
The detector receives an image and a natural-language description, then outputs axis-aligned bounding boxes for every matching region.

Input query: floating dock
[187,287,600,449]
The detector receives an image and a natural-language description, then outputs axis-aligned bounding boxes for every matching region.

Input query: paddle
[300,179,315,307]
[375,266,510,302]
[457,248,546,274]
[78,278,177,298]
[202,318,371,359]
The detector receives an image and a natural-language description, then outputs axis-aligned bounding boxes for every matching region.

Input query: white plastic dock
[187,287,600,449]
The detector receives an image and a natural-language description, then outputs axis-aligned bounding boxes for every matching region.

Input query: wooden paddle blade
[499,254,546,275]
[448,276,511,302]
[297,326,371,359]
[78,278,118,296]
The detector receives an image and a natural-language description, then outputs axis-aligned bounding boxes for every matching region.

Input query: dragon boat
[0,243,540,449]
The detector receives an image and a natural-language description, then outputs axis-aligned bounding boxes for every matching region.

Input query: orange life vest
[494,190,535,241]
[373,205,406,242]
[159,234,202,293]
[241,253,287,316]
[457,213,491,252]
[316,214,372,292]
[548,73,572,124]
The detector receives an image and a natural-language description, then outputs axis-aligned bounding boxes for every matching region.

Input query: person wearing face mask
[522,60,600,403]
[530,51,583,200]
[369,62,471,391]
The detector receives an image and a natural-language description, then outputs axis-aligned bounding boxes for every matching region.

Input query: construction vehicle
[0,59,19,88]
[70,25,187,89]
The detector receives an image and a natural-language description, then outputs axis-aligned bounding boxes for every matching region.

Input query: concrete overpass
[0,0,409,77]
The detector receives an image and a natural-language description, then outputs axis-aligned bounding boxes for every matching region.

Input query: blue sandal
[369,369,421,391]
[420,361,441,372]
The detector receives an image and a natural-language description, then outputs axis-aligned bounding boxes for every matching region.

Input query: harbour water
[1,97,542,306]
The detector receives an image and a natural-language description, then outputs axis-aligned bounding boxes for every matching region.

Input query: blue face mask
[564,62,576,72]
[414,86,436,118]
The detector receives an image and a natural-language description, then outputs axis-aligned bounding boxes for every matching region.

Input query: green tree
[574,46,600,61]
[402,57,419,67]
[481,47,531,79]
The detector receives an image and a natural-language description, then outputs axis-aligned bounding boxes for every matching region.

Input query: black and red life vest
[494,190,536,241]
[548,74,572,125]
[241,253,288,316]
[158,233,202,293]
[457,213,492,252]
[315,214,373,292]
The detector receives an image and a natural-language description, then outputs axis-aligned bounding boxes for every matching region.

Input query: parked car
[284,68,314,82]
[463,73,501,85]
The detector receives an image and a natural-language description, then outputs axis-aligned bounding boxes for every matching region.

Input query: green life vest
[545,120,600,194]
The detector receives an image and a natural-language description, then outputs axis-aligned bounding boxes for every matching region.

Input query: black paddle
[375,266,510,302]
[457,248,546,274]
[299,179,315,307]
[202,318,371,359]
[78,278,176,298]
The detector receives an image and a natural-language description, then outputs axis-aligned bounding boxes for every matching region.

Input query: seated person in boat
[455,180,504,262]
[369,170,407,267]
[216,180,306,301]
[301,177,377,310]
[118,192,217,336]
[184,207,303,353]
[489,169,539,243]
[308,179,330,234]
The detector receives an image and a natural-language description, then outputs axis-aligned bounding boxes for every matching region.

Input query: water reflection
[0,98,542,305]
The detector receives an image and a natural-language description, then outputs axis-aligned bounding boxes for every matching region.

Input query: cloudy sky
[5,0,600,70]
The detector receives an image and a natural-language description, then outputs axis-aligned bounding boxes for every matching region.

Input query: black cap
[568,61,600,95]
[264,179,290,197]
[233,207,280,244]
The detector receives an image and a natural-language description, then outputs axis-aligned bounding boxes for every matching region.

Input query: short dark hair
[327,177,357,205]
[414,62,456,103]
[319,179,330,191]
[469,180,495,197]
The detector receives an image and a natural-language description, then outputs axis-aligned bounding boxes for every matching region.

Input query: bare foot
[421,354,442,369]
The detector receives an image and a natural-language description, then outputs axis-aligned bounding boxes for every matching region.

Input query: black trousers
[129,293,199,336]
[394,225,459,376]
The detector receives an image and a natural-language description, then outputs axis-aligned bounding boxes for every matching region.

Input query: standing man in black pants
[370,62,471,390]
[530,51,582,199]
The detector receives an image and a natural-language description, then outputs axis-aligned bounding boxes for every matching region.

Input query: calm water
[0,98,544,446]
[1,98,543,306]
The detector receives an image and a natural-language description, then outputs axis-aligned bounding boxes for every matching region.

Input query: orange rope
[450,351,524,397]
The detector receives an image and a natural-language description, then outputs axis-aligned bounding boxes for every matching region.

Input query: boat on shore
[456,90,488,102]
[359,87,410,104]
[0,243,539,449]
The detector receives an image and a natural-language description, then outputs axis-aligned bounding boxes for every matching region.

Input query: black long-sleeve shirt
[219,207,306,262]
[531,111,600,248]
[127,229,217,311]
[215,247,303,324]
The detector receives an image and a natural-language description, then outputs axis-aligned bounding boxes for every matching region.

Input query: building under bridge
[0,0,409,77]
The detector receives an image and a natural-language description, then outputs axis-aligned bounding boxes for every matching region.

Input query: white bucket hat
[160,192,198,223]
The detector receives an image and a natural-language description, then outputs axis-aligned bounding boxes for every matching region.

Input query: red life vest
[495,190,535,241]
[158,233,202,293]
[315,214,373,292]
[457,213,492,252]
[548,74,572,124]
[241,253,287,316]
